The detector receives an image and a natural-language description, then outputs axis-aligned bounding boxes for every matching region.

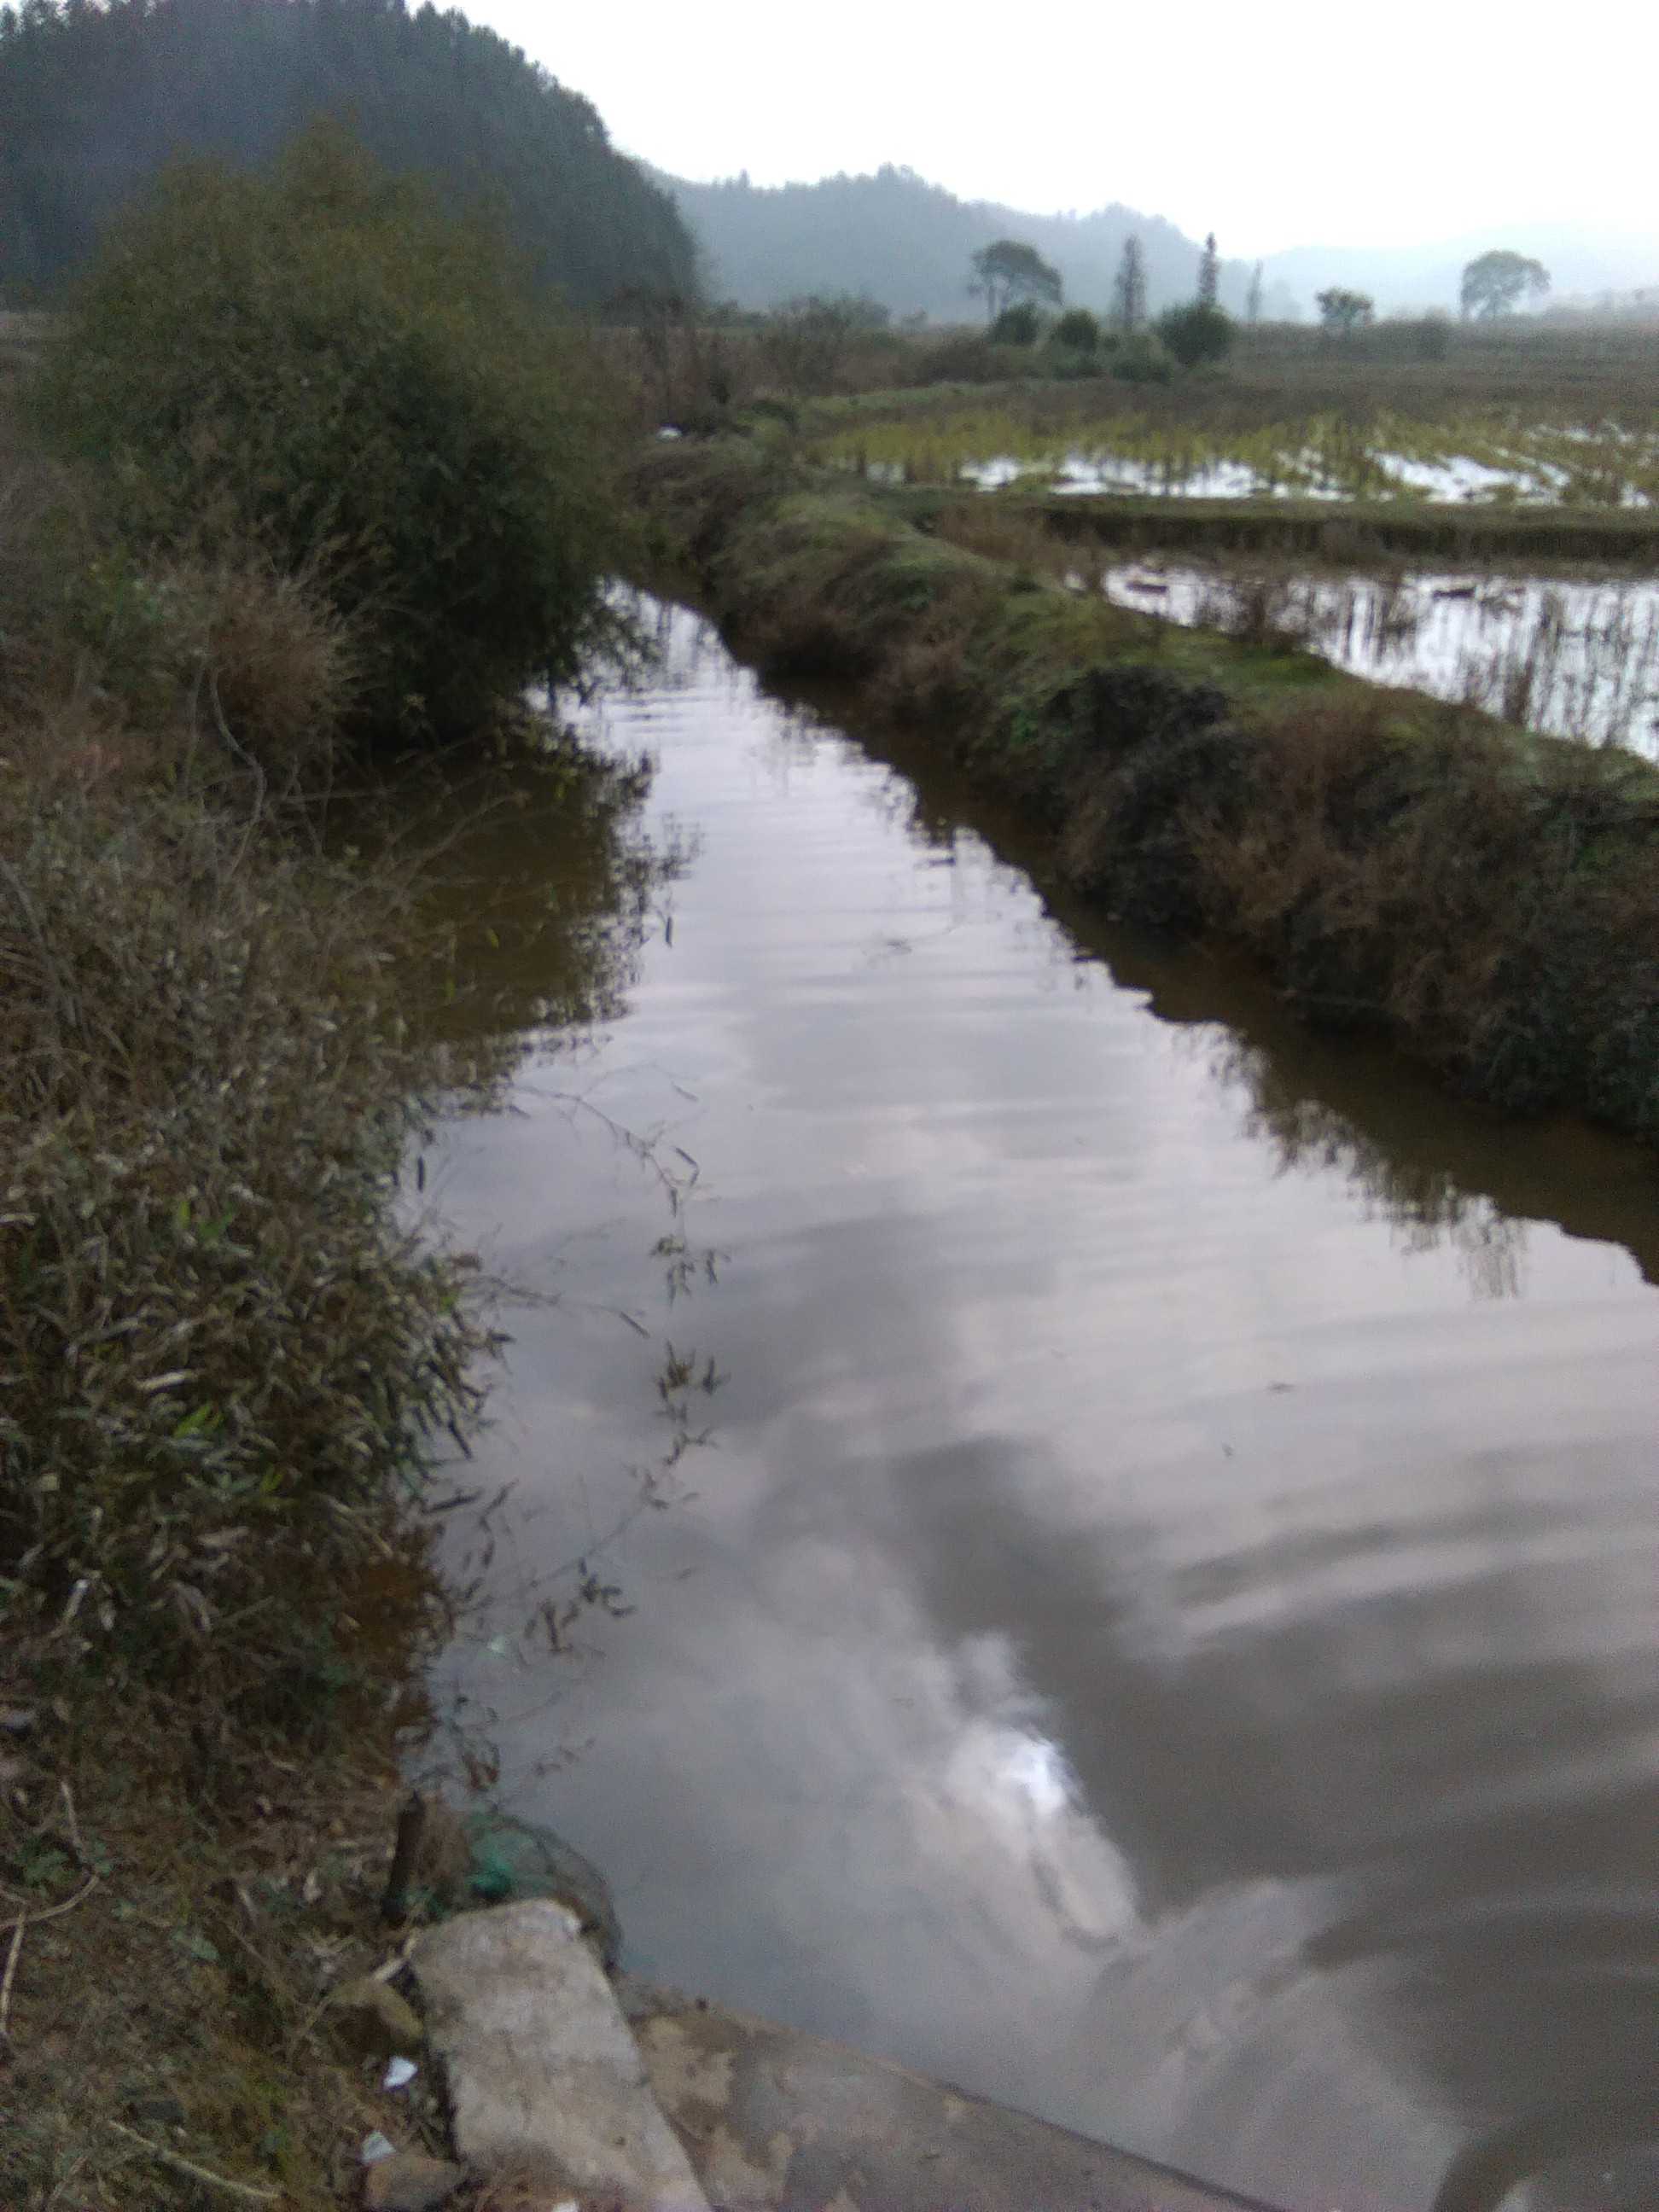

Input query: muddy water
[423,602,1659,2212]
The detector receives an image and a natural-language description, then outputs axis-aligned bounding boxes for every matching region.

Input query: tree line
[0,0,697,304]
[969,229,1557,364]
[969,230,1234,370]
[1312,252,1550,338]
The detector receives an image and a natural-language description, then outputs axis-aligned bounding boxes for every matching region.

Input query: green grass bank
[1008,491,1659,569]
[635,433,1659,1143]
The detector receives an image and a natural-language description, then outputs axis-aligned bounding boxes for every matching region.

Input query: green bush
[1045,308,1109,379]
[1155,300,1236,370]
[1111,332,1173,385]
[30,122,620,736]
[1050,308,1101,353]
[990,302,1042,346]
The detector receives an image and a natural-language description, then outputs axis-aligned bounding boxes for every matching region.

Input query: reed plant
[0,457,491,1738]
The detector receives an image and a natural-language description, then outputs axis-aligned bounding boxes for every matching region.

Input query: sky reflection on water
[424,605,1659,2212]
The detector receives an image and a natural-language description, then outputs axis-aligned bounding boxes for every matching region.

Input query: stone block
[410,1901,710,2212]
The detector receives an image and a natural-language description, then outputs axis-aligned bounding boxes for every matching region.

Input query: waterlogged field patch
[1107,562,1659,752]
[809,407,1659,507]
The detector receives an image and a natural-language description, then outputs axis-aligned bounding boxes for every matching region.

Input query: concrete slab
[410,1901,713,2212]
[618,1980,1279,2212]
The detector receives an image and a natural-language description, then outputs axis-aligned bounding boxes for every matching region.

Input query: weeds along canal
[417,597,1659,2212]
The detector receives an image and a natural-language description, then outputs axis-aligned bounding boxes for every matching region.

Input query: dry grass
[0,1694,430,2209]
[160,551,356,773]
[0,447,496,2204]
[928,498,1082,580]
[0,711,486,1729]
[0,405,682,2203]
[604,311,1659,435]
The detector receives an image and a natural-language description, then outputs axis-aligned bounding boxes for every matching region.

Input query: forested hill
[656,165,1283,323]
[0,0,696,305]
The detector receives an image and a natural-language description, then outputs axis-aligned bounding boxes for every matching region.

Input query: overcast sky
[468,0,1653,255]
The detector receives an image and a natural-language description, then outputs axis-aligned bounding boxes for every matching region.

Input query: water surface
[424,603,1659,2212]
[1103,561,1659,753]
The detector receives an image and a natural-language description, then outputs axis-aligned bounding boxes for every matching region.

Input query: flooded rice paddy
[424,602,1659,2212]
[1103,563,1659,753]
[822,413,1659,508]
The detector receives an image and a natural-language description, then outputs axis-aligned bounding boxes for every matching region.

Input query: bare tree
[1111,236,1147,334]
[615,285,694,420]
[1246,260,1264,326]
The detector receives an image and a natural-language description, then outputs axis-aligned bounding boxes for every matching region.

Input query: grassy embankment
[0,131,641,2210]
[637,431,1659,1142]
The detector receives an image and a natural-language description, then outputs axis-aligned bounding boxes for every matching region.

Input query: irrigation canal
[422,598,1659,2212]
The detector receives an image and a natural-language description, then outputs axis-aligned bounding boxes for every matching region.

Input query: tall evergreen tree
[1111,235,1146,333]
[0,0,696,304]
[1196,231,1220,307]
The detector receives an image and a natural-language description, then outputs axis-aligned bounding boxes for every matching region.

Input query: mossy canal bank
[633,434,1659,1146]
[969,488,1659,570]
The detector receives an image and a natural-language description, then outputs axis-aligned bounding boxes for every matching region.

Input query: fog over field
[655,167,1659,323]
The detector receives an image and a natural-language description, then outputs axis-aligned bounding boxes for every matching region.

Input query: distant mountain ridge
[657,164,1659,323]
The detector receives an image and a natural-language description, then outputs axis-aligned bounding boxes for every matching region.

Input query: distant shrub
[931,500,1072,577]
[1350,311,1456,366]
[1111,332,1173,385]
[1050,308,1102,353]
[913,333,1004,385]
[1155,300,1236,370]
[990,302,1042,346]
[30,121,620,736]
[1316,287,1375,335]
[760,293,889,396]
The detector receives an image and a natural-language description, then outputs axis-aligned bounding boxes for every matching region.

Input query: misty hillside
[1261,224,1659,317]
[658,166,1278,322]
[0,0,695,304]
[662,165,1659,324]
